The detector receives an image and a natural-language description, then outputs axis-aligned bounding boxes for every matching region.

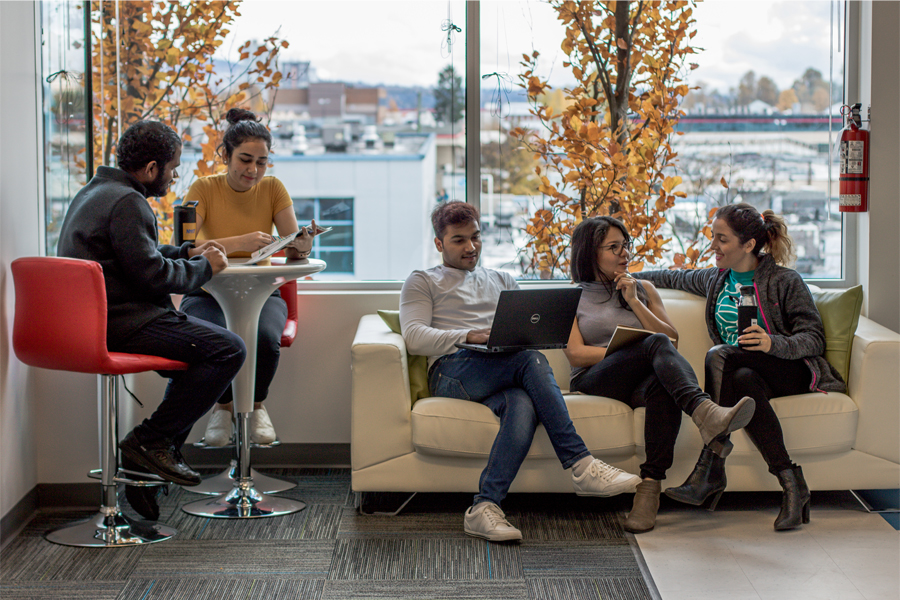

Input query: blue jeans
[180,290,287,405]
[112,311,246,449]
[429,349,591,507]
[570,333,710,480]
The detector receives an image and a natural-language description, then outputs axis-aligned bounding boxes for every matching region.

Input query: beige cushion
[411,395,635,458]
[633,392,859,456]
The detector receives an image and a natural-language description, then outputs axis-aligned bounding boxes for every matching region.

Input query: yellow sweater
[185,174,293,258]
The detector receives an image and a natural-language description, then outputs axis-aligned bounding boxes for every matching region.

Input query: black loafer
[119,430,202,486]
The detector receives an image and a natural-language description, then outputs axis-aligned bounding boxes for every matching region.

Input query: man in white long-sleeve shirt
[400,201,641,542]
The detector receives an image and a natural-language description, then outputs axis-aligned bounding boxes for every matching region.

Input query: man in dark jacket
[58,120,246,519]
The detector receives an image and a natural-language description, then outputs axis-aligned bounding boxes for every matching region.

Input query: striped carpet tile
[129,539,334,579]
[164,503,343,541]
[117,577,325,600]
[510,507,627,543]
[328,538,523,581]
[520,543,644,579]
[0,581,124,599]
[527,576,654,600]
[0,535,145,581]
[321,579,529,599]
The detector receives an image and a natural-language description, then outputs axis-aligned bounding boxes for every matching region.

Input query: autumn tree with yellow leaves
[89,1,288,242]
[512,0,699,276]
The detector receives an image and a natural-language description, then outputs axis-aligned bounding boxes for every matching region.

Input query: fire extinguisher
[838,103,869,212]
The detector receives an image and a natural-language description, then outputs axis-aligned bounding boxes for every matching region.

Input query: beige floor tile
[636,499,899,600]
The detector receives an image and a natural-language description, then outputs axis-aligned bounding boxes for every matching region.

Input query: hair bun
[225,107,259,125]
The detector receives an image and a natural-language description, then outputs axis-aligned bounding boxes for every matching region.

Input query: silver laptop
[455,288,582,353]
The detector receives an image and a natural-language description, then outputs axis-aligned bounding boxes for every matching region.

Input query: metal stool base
[187,461,296,495]
[181,483,306,519]
[45,510,177,547]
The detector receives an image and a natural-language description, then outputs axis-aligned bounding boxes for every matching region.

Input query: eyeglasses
[599,240,632,255]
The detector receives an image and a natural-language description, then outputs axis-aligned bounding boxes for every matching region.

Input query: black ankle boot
[664,446,727,511]
[774,465,810,531]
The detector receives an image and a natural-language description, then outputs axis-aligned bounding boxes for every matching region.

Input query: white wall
[1,0,42,519]
[854,1,900,333]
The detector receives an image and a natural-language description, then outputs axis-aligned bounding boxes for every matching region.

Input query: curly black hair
[218,108,272,160]
[116,120,182,173]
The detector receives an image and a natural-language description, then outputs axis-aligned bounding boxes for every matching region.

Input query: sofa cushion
[807,285,864,383]
[411,395,635,458]
[633,392,859,456]
[377,309,430,403]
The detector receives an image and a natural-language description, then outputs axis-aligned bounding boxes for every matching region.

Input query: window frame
[39,0,858,289]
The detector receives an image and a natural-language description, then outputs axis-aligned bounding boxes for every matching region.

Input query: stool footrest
[87,468,169,487]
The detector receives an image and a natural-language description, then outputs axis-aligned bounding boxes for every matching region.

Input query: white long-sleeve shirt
[400,265,519,368]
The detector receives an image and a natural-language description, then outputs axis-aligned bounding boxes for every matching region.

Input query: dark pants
[429,349,591,507]
[113,311,246,449]
[570,333,709,481]
[180,291,287,405]
[705,345,811,474]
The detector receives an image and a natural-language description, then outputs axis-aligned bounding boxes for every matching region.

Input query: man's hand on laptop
[466,328,491,344]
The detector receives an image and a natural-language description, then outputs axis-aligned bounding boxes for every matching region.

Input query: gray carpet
[0,468,657,599]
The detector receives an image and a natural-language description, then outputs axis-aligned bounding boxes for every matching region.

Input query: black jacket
[634,255,845,393]
[57,166,212,347]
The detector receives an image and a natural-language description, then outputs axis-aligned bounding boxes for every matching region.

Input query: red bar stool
[189,253,299,496]
[11,257,188,547]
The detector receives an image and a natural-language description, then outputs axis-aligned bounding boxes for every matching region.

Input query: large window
[479,0,846,280]
[40,1,849,281]
[40,0,87,256]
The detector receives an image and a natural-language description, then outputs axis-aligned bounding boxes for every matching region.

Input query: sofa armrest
[848,316,900,464]
[351,314,416,471]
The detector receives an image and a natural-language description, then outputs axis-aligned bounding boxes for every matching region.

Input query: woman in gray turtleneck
[564,216,754,534]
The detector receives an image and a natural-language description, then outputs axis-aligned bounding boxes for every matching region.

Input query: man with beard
[399,201,641,543]
[58,120,246,520]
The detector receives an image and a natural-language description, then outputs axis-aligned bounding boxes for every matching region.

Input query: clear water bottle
[737,284,758,343]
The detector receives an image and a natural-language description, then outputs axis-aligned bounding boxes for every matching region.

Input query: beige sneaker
[463,502,523,542]
[250,406,277,444]
[573,458,641,497]
[204,409,233,447]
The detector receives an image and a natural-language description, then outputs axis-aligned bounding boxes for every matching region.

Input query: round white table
[182,258,325,519]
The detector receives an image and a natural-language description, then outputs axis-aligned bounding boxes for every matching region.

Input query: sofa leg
[358,492,418,516]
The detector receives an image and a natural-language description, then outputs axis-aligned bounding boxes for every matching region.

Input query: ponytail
[760,210,796,267]
[714,203,796,267]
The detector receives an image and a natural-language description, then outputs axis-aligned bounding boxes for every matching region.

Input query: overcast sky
[221,0,843,93]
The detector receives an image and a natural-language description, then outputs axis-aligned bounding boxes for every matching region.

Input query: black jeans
[570,333,710,481]
[705,345,811,474]
[113,311,246,449]
[180,291,287,405]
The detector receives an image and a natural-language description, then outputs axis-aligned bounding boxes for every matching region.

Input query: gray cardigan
[633,254,845,393]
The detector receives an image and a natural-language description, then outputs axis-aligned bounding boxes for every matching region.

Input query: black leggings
[180,290,288,405]
[704,345,811,474]
[571,333,710,481]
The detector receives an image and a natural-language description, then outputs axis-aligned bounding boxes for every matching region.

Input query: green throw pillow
[377,310,431,404]
[807,285,863,383]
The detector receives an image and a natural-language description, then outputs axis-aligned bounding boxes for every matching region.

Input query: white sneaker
[573,458,641,497]
[463,502,523,542]
[250,406,277,444]
[204,409,234,447]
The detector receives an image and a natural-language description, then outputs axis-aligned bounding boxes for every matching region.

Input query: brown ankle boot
[624,479,661,533]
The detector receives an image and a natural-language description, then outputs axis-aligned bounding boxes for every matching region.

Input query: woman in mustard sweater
[181,108,317,446]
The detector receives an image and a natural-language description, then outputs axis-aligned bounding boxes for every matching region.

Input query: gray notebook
[455,288,583,353]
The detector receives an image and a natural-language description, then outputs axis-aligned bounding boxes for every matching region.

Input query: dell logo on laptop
[530,314,541,324]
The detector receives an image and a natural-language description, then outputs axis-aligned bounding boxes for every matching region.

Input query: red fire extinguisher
[838,103,869,212]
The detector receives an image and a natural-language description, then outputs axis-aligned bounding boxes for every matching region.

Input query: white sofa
[351,289,900,495]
